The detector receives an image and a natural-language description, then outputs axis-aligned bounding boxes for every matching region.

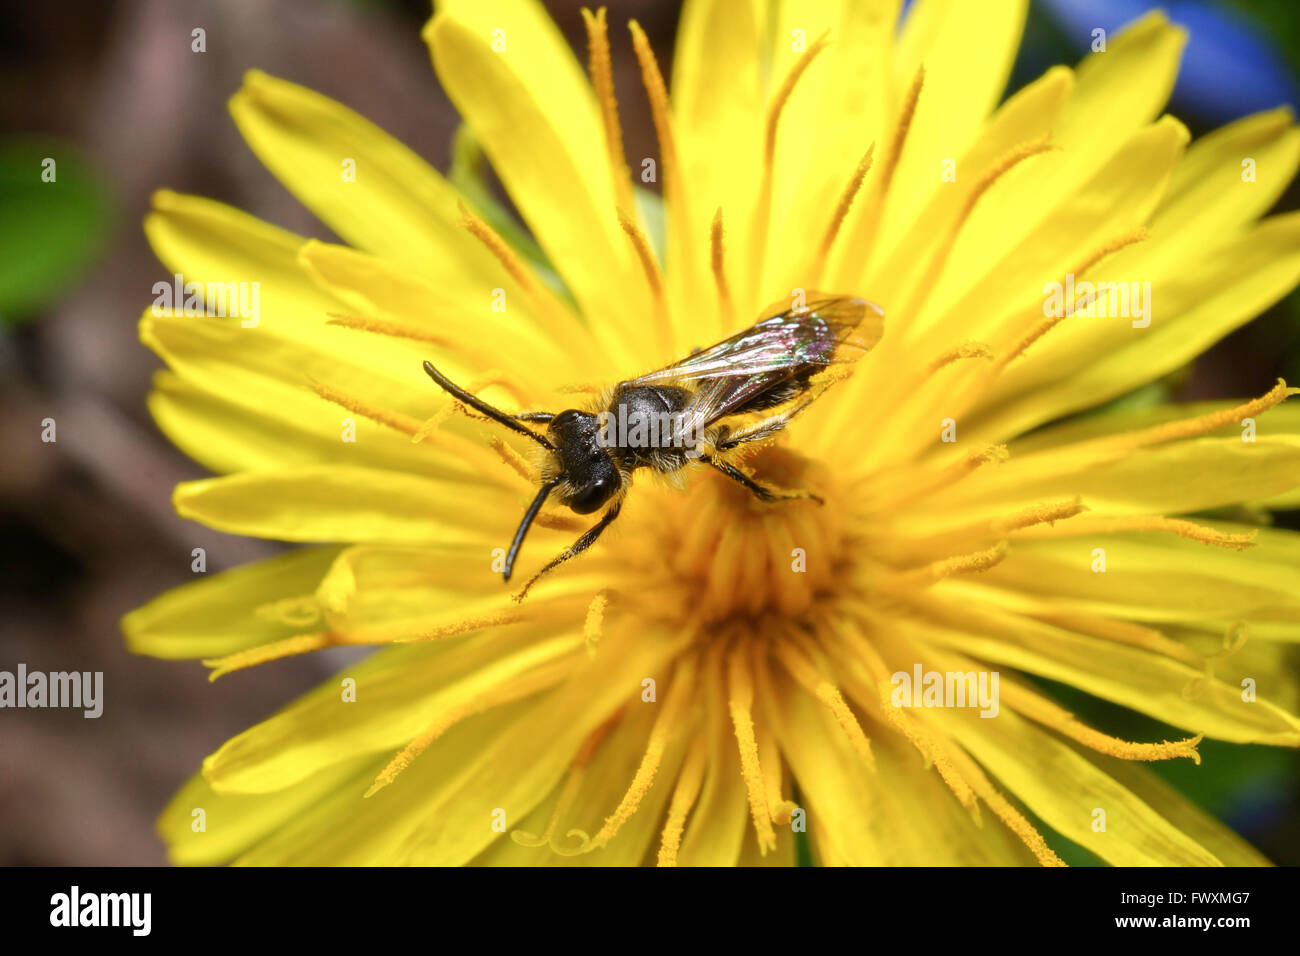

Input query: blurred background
[1,0,1297,865]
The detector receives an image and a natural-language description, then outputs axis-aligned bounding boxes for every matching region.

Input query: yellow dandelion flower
[124,0,1300,866]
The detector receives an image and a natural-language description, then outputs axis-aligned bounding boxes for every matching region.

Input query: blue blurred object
[1039,0,1299,123]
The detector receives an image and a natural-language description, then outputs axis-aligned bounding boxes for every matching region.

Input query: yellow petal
[915,591,1300,744]
[396,625,688,864]
[204,625,583,793]
[1093,758,1272,866]
[1011,398,1300,454]
[141,309,498,486]
[148,370,446,478]
[929,702,1225,865]
[296,239,585,383]
[978,210,1300,440]
[671,0,767,322]
[1157,107,1300,240]
[941,436,1300,524]
[231,698,531,864]
[425,5,648,364]
[228,69,502,285]
[674,645,751,865]
[764,663,1026,864]
[878,0,1028,253]
[159,755,373,866]
[122,546,342,659]
[761,0,898,304]
[471,701,687,865]
[172,465,514,545]
[144,189,333,332]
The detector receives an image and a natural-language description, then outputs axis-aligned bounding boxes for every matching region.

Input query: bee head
[548,409,619,514]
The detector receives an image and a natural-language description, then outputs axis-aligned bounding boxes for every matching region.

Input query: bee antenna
[422,361,554,450]
[504,477,561,581]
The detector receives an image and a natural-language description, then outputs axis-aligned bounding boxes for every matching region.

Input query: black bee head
[548,409,619,514]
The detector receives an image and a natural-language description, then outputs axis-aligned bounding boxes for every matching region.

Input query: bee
[423,294,884,599]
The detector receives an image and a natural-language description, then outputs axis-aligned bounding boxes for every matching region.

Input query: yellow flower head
[126,0,1300,865]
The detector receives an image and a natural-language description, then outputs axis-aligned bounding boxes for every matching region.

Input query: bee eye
[569,476,615,514]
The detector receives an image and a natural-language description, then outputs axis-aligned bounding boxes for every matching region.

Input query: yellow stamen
[905,137,1057,318]
[312,381,423,437]
[459,201,541,294]
[253,596,320,627]
[325,313,452,346]
[1013,515,1258,550]
[840,66,924,271]
[870,443,1008,511]
[817,145,875,262]
[1074,379,1298,455]
[618,209,665,304]
[727,647,778,853]
[710,208,735,329]
[945,744,1066,866]
[775,640,875,771]
[397,607,527,643]
[855,671,979,815]
[750,32,832,276]
[512,716,618,853]
[763,32,832,171]
[203,632,329,680]
[880,65,925,198]
[757,724,795,825]
[206,608,530,679]
[1001,678,1203,763]
[487,435,533,482]
[824,616,981,816]
[927,340,993,373]
[581,7,633,214]
[1184,622,1250,700]
[1031,611,1205,668]
[510,766,588,849]
[628,21,679,186]
[583,590,609,659]
[887,498,1084,565]
[999,227,1150,368]
[629,19,691,347]
[889,541,1008,588]
[365,657,575,798]
[587,657,697,849]
[656,734,708,867]
[458,201,576,336]
[416,370,536,445]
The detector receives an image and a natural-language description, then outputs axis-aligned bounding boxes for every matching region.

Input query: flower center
[621,446,851,625]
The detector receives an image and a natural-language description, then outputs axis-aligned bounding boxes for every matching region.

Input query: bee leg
[514,411,555,423]
[716,399,820,452]
[700,454,824,505]
[513,501,624,602]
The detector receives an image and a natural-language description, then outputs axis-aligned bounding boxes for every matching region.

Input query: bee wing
[674,371,789,438]
[629,295,884,386]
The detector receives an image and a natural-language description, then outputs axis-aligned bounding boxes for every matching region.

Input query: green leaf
[0,138,113,327]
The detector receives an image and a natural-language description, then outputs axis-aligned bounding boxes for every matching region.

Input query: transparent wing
[655,296,885,441]
[676,373,784,437]
[629,296,884,387]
